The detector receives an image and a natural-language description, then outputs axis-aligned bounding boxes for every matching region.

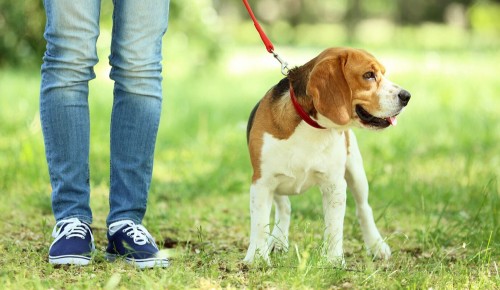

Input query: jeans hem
[56,215,93,225]
[106,217,142,227]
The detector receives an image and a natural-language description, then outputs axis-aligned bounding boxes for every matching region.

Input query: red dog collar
[289,83,326,129]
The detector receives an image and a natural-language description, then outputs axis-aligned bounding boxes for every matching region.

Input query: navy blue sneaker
[105,220,169,269]
[48,218,95,265]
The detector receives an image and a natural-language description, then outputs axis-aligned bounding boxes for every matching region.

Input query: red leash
[242,0,289,76]
[242,0,325,129]
[242,0,274,53]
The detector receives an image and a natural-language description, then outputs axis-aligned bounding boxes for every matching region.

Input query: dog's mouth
[355,105,398,128]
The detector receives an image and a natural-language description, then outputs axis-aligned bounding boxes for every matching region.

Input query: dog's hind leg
[267,195,291,252]
[345,130,391,260]
[244,183,273,264]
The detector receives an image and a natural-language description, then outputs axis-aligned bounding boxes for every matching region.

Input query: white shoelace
[108,220,157,247]
[50,218,95,250]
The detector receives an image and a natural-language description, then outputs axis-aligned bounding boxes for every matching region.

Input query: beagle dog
[244,47,411,266]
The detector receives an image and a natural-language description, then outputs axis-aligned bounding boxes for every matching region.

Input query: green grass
[0,45,499,289]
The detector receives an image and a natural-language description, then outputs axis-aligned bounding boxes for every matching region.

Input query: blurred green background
[1,0,500,68]
[1,1,499,288]
[0,0,499,220]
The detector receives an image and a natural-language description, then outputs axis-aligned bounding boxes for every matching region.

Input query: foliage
[2,0,500,67]
[394,0,475,24]
[469,1,500,33]
[0,0,45,67]
[0,0,223,68]
[167,0,223,70]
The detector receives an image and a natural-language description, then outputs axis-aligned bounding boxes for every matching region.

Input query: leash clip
[272,50,289,76]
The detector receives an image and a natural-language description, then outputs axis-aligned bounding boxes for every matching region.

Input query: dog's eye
[363,72,376,80]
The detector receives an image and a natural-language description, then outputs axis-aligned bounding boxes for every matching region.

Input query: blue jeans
[40,0,170,226]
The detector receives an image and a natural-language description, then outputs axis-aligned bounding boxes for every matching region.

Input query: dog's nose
[398,89,411,106]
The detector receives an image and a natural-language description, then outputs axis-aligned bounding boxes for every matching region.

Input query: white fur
[244,126,391,265]
[374,76,404,118]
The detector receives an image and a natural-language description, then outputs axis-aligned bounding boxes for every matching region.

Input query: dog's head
[306,47,411,129]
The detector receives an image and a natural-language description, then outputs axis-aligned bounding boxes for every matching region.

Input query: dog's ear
[306,55,352,126]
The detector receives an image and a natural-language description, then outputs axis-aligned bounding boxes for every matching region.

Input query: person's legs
[40,0,101,225]
[40,0,101,265]
[106,0,170,226]
[104,0,170,268]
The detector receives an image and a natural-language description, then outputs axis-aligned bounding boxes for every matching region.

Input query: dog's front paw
[323,245,346,268]
[267,235,289,253]
[326,254,346,268]
[367,239,391,260]
[244,245,271,265]
[243,255,271,265]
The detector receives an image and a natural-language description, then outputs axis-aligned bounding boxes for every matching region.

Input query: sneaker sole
[105,253,169,269]
[49,255,91,266]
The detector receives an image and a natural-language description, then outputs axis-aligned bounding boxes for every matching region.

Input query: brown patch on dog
[307,55,352,126]
[248,90,303,182]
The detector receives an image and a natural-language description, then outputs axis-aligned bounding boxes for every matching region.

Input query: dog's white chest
[258,124,347,195]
